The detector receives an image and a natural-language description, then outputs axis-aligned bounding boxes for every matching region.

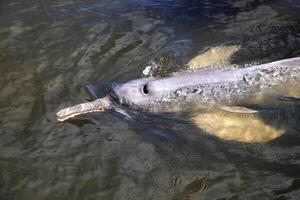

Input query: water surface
[1,0,300,199]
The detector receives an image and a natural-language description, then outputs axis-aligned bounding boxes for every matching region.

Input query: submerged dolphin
[57,57,300,122]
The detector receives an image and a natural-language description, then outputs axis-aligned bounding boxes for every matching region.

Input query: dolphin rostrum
[56,57,300,122]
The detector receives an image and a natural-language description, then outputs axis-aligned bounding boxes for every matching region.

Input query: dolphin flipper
[218,105,259,114]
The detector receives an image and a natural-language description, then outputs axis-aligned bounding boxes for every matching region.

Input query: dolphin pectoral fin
[277,96,300,103]
[217,105,259,114]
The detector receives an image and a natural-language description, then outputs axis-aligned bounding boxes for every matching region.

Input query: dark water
[1,0,300,199]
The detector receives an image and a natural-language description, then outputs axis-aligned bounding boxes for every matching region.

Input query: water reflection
[1,0,300,199]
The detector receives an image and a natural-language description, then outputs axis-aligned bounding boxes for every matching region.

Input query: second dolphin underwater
[57,57,300,122]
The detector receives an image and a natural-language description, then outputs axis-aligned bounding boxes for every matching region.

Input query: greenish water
[1,0,300,199]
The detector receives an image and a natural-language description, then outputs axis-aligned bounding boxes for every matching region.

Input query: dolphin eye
[142,84,149,95]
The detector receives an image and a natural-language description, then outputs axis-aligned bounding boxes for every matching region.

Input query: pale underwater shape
[187,55,300,143]
[191,111,284,143]
[185,47,298,143]
[187,45,241,69]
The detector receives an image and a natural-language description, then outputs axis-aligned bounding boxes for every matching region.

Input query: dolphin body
[57,57,300,122]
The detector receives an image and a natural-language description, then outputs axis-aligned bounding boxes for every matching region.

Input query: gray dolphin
[57,57,300,122]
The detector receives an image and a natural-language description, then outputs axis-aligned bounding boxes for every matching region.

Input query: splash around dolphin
[56,57,300,122]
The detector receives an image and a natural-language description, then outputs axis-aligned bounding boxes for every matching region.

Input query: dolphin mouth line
[56,97,112,122]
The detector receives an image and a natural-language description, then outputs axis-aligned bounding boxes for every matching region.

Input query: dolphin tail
[56,97,112,122]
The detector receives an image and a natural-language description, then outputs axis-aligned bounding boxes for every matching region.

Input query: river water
[1,0,300,199]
